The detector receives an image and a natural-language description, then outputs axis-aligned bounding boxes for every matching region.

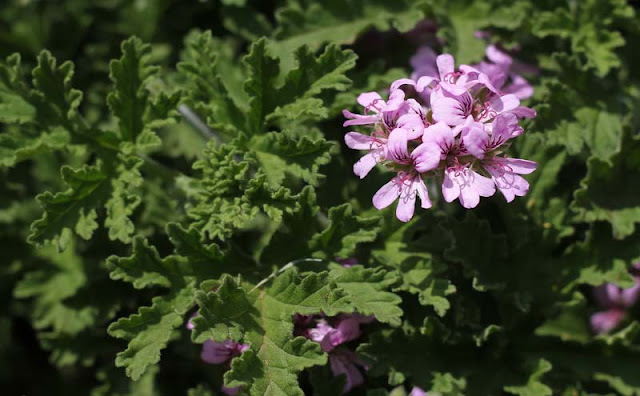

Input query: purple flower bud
[329,348,368,393]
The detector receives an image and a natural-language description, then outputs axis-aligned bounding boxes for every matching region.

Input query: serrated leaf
[178,31,245,137]
[310,203,381,259]
[0,126,70,168]
[107,37,158,142]
[270,0,429,72]
[31,50,83,125]
[243,38,282,134]
[532,0,635,76]
[13,242,89,334]
[28,163,110,250]
[504,359,553,396]
[105,156,143,243]
[437,1,491,64]
[329,266,403,326]
[572,141,640,239]
[249,130,336,189]
[108,288,194,380]
[193,272,352,395]
[0,89,35,123]
[107,237,182,289]
[373,241,454,316]
[546,106,623,163]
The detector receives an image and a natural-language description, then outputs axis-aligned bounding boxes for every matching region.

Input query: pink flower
[430,87,474,126]
[343,50,537,217]
[409,387,429,396]
[221,386,241,396]
[483,157,537,202]
[305,314,372,353]
[591,264,640,334]
[187,312,248,394]
[474,44,535,100]
[393,54,498,97]
[442,165,496,209]
[591,309,627,334]
[329,348,368,393]
[373,171,432,222]
[410,46,438,82]
[201,339,249,365]
[343,90,425,137]
[336,258,359,267]
[344,131,389,179]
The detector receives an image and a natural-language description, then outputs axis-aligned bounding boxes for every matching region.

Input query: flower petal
[396,182,417,222]
[357,92,383,109]
[353,151,381,179]
[344,132,378,150]
[442,169,459,203]
[342,110,379,126]
[390,78,417,91]
[436,54,455,80]
[486,44,513,65]
[387,128,410,163]
[591,309,625,334]
[201,340,233,364]
[412,142,441,173]
[414,176,433,209]
[372,177,401,209]
[502,158,537,175]
[461,122,489,159]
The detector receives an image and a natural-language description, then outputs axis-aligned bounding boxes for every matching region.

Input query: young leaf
[107,37,158,142]
[28,164,110,250]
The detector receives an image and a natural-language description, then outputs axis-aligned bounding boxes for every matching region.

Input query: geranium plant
[2,1,640,395]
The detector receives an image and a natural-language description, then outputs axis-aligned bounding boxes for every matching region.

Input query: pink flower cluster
[295,313,374,393]
[343,46,537,222]
[591,263,640,334]
[187,315,249,395]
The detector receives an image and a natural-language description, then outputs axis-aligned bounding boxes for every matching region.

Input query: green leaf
[532,0,635,76]
[0,126,70,168]
[107,237,182,290]
[504,359,553,396]
[13,242,89,335]
[31,50,83,126]
[437,1,491,64]
[309,203,381,259]
[0,89,35,123]
[249,130,336,189]
[105,156,143,243]
[178,30,245,137]
[270,0,430,72]
[193,272,351,395]
[572,141,640,239]
[28,163,110,250]
[373,241,454,316]
[243,38,282,134]
[270,43,357,124]
[107,37,158,142]
[108,288,194,381]
[546,106,623,163]
[329,266,403,326]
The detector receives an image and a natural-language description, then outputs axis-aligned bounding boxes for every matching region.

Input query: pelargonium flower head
[343,49,537,219]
